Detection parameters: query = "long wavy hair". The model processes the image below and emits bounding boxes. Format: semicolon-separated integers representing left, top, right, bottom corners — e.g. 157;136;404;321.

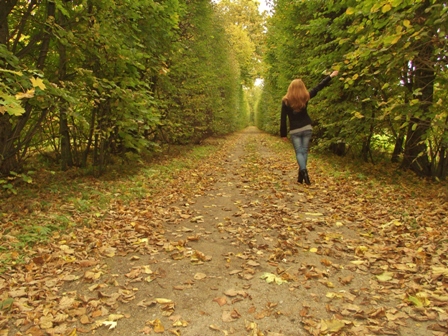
282;79;310;112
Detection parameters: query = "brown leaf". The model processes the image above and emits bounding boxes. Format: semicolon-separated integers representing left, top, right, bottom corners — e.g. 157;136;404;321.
59;296;74;310
339;275;354;285
213;296;227;306
79;260;97;267
194;272;207;280
320;258;332;266
80;315;90;324
230;308;241;319
300;307;309;317
91;310;103;318
125;268;142;279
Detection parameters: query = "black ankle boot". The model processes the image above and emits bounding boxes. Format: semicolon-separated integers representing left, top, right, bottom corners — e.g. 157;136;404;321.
301;169;311;185
298;169;304;184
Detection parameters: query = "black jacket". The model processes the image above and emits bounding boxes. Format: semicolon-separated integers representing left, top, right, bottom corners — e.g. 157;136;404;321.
280;75;332;137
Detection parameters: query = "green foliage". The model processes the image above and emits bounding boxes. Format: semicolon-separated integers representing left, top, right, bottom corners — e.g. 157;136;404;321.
0;171;34;195
157;0;249;144
259;0;448;178
0;0;253;183
215;0;266;86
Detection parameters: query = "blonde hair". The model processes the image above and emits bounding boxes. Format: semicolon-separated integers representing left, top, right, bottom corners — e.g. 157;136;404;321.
282;79;310;111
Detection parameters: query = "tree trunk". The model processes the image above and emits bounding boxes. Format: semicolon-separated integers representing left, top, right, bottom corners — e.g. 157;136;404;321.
401;42;434;176
437;146;448;180
0;0;17;45
36;1;55;69
60;110;73;171
82;108;97;167
391;131;405;163
0;115;19;175
57;9;73;171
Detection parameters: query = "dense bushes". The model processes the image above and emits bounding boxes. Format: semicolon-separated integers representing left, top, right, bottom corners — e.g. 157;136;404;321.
0;0;255;178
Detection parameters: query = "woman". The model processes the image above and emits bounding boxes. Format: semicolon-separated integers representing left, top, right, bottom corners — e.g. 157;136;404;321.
280;70;339;185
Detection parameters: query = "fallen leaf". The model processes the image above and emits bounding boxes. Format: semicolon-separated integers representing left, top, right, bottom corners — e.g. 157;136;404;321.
102;321;117;330
320;319;345;333
213;297;227;306
194;272;207;280
339;275;354;285
376;272;394;282
260;272;287;285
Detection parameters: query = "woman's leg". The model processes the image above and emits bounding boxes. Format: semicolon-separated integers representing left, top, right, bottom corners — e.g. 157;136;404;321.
291;130;312;170
300;130;313;169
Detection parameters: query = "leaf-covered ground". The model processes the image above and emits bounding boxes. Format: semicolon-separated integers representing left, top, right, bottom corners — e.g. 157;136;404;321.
1;127;448;336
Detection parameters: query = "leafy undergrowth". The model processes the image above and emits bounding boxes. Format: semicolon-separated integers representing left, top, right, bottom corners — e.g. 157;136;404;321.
0;127;447;336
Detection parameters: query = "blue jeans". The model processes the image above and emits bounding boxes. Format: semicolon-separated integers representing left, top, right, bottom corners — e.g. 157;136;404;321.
291;130;312;170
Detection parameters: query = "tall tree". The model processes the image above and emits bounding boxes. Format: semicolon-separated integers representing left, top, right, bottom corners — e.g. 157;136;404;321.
215;0;266;86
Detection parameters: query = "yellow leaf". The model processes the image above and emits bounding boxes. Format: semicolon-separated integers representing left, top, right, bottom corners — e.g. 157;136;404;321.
209;325;221;331
431;266;448;277
309;248;318;253
321;319;345;333
416;292;431;306
346;7;355;15
172;319;188;327
332;64;341;71
326;292;343;299
382;4;392;13
304;212;323;216
155;298;173;304
153;319;164;333
66;329;77;336
408;295;423;307
355;246;368;255
142;265;153;274
353;111;364;119
108;314;124;321
30;77;46;90
260;272;287;285
350;260;364;265
376;272;394;282
15;88;35;100
403;19;411;28
325;281;335;288
390;35;401;44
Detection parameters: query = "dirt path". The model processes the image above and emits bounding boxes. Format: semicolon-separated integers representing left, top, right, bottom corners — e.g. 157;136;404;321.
2;127;447;336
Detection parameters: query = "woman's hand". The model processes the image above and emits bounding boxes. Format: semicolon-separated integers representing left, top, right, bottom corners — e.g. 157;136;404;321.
330;70;339;78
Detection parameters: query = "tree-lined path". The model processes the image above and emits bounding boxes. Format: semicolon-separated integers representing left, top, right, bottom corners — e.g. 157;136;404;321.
1;127;447;335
